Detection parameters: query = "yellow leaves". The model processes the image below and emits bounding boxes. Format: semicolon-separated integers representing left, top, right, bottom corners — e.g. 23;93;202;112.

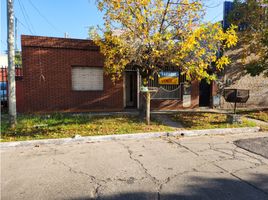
94;0;238;82
216;56;230;70
211;55;217;62
143;79;148;86
152;49;160;56
112;0;121;10
139;0;150;6
224;25;238;48
181;35;196;52
98;2;104;11
196;48;205;57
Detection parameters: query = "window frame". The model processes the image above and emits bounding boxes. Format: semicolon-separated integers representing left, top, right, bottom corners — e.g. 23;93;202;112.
71;66;104;91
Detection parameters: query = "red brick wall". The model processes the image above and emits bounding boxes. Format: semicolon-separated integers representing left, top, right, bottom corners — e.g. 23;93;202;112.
16;80;24;110
19;35;201;113
19;35;124;113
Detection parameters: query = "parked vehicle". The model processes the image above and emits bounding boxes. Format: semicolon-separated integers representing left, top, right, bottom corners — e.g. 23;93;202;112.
0;81;7;103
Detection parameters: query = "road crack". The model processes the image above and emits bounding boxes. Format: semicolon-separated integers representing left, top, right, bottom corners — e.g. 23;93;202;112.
52;158;102;199
164;138;199;156
118;142;160;186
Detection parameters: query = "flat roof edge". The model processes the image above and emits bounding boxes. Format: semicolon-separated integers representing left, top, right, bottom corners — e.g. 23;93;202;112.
21;35;99;51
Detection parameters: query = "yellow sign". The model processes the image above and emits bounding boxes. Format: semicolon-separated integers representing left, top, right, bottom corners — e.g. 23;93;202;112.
158;71;179;85
159;77;179;85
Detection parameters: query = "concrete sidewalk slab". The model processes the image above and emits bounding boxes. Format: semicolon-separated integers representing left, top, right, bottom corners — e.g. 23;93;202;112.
154;114;184;129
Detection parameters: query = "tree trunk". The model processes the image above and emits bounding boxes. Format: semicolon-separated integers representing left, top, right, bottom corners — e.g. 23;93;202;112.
146;92;151;125
7;0;17;127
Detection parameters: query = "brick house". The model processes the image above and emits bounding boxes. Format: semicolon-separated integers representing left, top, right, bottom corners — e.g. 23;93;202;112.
17;35;216;113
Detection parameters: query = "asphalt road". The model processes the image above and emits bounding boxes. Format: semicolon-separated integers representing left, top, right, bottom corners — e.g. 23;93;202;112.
235;137;268;159
1;132;268;200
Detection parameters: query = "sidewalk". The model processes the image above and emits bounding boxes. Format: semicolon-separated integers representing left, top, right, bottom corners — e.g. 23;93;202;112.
153;114;184;130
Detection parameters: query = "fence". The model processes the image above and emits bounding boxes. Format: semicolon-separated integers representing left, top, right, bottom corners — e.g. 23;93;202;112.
0;66;23;105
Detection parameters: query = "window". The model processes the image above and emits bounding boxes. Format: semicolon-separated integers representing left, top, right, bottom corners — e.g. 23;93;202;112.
72;67;103;91
147;67;184;100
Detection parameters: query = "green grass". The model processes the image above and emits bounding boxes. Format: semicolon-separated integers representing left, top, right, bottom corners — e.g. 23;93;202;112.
172;112;256;130
240;110;268;131
245;110;268;122
1;111;261;142
0;113;173;142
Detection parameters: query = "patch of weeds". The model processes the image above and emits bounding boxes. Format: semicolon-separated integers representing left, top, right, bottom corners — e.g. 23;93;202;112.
172;112;256;130
246;111;268;122
1;113;172;142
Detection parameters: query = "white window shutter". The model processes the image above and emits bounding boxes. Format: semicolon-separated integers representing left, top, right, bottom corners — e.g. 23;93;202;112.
72;67;103;91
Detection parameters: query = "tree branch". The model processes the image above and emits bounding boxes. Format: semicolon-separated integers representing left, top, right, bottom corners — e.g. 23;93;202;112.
159;0;171;33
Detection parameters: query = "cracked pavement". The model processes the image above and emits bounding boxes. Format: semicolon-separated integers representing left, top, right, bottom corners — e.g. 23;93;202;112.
1;132;268;200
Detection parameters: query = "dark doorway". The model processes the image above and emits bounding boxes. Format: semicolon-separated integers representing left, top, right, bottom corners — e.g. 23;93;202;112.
199;79;211;107
125;71;137;108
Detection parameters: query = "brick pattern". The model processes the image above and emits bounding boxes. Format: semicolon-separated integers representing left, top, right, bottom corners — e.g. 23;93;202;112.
19;35;123;113
220;47;268;109
221;74;268;109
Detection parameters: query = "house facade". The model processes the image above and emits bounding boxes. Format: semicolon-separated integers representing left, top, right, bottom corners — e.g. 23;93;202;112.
17;35;216;113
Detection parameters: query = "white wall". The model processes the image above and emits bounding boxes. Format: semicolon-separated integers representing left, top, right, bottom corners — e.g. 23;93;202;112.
0;54;8;67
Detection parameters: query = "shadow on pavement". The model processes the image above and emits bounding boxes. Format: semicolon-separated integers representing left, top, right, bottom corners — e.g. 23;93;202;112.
67;173;268;200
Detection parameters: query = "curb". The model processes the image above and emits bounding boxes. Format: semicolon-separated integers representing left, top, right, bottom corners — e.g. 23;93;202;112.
0;127;260;149
169;126;260;137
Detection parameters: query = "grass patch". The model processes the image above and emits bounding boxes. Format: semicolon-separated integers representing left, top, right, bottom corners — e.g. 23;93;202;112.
245;110;268;123
172;112;256;130
1;113;173;142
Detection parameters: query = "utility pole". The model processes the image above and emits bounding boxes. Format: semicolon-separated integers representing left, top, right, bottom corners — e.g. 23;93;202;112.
7;0;17;127
15;17;18;51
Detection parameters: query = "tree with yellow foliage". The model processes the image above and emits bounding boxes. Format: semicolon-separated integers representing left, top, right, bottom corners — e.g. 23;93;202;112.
92;0;238;124
228;0;268;76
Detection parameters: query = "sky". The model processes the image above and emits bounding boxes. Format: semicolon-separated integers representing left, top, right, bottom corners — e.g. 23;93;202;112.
0;0;229;53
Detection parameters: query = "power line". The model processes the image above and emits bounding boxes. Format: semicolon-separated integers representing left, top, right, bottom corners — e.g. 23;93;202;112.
204;2;222;9
203;0;224;22
19;0;36;33
27;0;62;34
17;0;35;34
15;16;33;34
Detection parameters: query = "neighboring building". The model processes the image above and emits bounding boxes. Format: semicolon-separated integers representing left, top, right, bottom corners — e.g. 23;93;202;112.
0;66;23;105
0;54;8;103
223;1;234;30
220;46;268;109
219;1;268;109
17;35;218;113
0;54;8;67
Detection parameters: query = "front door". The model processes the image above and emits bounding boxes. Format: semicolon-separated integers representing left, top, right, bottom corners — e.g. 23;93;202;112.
199;79;211;107
125;71;138;108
